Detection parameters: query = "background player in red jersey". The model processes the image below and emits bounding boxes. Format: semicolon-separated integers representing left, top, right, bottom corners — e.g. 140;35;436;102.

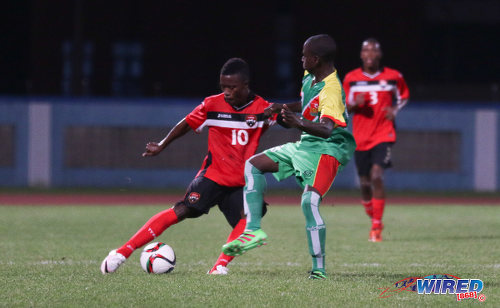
101;58;274;275
343;38;409;242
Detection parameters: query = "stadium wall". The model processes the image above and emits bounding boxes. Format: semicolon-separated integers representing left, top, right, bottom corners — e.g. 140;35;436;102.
0;97;498;191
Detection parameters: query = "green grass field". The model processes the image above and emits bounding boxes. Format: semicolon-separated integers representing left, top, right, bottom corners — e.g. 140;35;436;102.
1;203;499;307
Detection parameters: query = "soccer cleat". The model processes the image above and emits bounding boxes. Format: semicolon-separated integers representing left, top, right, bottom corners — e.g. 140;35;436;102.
207;265;229;275
222;229;268;256
100;249;126;274
369;228;383;242
309;270;328;280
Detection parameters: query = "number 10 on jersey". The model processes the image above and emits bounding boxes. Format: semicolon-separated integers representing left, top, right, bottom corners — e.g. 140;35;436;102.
231;129;249;145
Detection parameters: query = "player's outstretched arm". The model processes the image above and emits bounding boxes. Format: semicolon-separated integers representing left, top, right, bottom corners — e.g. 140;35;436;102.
142;118;191;157
266;102;302;128
264;101;301;118
280;105;335;138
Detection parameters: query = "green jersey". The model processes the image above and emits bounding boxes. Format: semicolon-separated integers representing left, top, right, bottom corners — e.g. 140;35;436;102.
297;70;356;165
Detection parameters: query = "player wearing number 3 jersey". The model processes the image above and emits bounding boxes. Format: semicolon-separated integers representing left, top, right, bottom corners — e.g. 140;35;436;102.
100;58;275;275
343;38;410;242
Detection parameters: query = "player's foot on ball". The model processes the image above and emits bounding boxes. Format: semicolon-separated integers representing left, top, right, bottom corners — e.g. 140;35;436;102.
100;249;126;274
309;270;328;280
369;228;383;242
207;265;229;275
222;229;267;256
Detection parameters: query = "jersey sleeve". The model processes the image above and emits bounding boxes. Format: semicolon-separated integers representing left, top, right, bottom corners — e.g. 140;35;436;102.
342;74;353;106
318;82;347;127
185;101;207;133
397;73;410;100
396;72;410;110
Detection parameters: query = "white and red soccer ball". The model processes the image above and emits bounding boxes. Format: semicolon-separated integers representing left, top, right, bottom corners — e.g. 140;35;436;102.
140;242;176;274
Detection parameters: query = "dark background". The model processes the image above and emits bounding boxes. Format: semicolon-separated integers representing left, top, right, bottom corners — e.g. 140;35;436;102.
2;0;499;101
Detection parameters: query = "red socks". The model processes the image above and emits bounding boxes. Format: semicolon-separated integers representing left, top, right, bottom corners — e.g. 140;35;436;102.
210;218;246;271
371;198;385;229
361;200;373;218
117;208;179;258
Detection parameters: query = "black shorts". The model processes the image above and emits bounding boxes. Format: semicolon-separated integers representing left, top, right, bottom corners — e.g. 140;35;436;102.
354;142;393;177
182;176;266;228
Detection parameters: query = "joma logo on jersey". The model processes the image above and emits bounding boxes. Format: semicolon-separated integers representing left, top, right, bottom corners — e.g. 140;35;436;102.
217;113;232;119
245;114;257;127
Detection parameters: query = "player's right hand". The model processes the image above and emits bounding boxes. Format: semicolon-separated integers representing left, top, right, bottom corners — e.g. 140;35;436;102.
354;93;366;106
264;103;281;118
142;142;162;157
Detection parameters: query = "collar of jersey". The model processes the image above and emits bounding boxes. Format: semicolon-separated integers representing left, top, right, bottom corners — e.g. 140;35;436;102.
361;67;385;79
310;69;337;87
229;92;256;111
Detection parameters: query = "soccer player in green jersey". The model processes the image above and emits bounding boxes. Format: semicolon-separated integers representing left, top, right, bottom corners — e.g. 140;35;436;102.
222;34;356;279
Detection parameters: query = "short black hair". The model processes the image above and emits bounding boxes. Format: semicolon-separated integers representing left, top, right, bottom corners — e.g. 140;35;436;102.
220;58;250;82
362;38;382;50
305;34;337;63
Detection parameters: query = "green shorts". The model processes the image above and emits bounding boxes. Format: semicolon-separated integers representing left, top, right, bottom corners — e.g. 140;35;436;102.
264;142;341;196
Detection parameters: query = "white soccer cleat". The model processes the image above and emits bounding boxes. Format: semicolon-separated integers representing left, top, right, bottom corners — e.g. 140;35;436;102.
208;265;229;275
100;249;126;274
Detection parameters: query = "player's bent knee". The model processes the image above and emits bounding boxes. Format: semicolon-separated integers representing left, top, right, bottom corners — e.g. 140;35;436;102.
247;153;278;173
301;190;323;226
173;201;202;220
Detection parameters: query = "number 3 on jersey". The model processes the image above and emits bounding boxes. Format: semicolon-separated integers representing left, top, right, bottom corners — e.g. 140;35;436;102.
231;129;249;145
369;91;378;105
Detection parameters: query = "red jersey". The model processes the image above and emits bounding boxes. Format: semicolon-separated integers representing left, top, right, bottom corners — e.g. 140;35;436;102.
343;67;409;151
185;93;274;187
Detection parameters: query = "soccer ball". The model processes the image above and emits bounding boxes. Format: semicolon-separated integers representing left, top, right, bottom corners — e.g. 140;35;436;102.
140;242;176;274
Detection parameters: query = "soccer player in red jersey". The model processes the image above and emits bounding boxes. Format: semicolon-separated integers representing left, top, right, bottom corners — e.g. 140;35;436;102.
343;38;410;242
101;58;275;275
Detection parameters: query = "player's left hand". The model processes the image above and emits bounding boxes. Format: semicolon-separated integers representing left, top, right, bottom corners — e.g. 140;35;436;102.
383;106;397;120
280;104;302;128
142;142;163;157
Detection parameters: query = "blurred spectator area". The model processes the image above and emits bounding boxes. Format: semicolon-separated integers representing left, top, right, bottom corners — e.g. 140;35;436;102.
1;1;499;101
63;126;301;169
393;131;460;172
61;127;460;173
0;125;15;167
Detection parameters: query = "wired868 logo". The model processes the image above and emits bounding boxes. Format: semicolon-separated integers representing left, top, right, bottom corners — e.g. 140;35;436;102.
417;276;485;302
379;274;486;302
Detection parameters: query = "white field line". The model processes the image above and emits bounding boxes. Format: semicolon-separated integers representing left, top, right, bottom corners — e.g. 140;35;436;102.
1;260;499;269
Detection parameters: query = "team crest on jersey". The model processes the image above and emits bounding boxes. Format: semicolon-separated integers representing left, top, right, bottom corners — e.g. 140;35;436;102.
245;114;257;127
379;80;388;87
303;99;319;121
310;101;319;114
187;192;200;203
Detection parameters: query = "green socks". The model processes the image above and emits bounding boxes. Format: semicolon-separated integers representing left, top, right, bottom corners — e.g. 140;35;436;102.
301;190;326;272
244;163;267;231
